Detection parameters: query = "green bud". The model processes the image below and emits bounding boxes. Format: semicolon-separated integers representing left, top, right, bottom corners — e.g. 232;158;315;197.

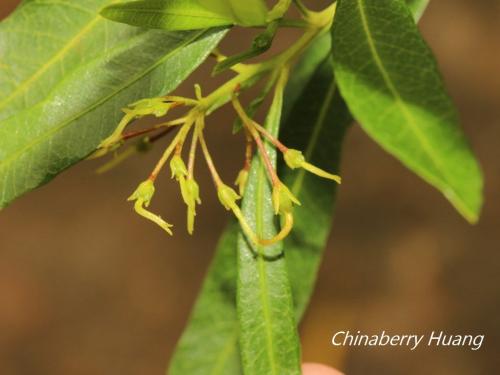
170;155;188;181
284;149;305;169
180;178;201;235
217;184;240;211
182;178;201;205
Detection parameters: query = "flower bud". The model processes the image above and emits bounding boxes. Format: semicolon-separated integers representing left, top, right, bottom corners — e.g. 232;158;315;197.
127;180;173;235
179;178;201;235
181;178;201;206
235;169;249;195
170;155;188;181
217;184;240;211
128;180;155;207
284;149;305;169
284;149;341;183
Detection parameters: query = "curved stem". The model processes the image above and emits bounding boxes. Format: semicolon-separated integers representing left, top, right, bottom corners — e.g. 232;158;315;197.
259;212;294;246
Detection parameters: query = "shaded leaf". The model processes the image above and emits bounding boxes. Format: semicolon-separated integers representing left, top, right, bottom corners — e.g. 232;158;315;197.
332;0;483;222
0;1;225;209
280;39;350;320
283;0;430;317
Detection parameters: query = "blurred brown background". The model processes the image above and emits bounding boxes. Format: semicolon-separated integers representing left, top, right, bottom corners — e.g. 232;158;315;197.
0;1;499;374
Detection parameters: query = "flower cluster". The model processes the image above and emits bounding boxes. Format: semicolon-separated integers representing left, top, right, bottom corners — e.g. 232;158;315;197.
93;77;341;246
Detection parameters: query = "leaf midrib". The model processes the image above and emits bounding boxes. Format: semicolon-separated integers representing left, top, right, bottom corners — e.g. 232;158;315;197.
105;7;232;22
355;0;467;215
208;87;336;373
0;30;205;173
255;164;279;375
0;0;119;111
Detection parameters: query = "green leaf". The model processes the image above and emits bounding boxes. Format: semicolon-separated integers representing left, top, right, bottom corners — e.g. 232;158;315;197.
236;71;301;375
331;0;483;222
280;40;351;321
199;0;268;27
198;0;268;26
0;1;225;209
168;223;242;375
101;0;268;31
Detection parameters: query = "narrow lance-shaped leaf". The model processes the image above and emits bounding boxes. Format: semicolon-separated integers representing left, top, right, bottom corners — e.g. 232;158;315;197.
236;73;301;374
331;0;483;222
101;0;268;31
278;0;431;318
0;1;226;209
167;3;430;371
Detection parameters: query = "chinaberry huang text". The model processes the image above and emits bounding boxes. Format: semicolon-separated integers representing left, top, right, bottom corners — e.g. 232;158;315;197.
331;331;484;351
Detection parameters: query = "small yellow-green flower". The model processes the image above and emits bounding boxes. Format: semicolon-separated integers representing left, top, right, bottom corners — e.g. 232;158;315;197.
180;177;202;234
170;155;188;181
284;149;305;169
217;184;241;211
272;182;300;215
284;148;341;183
128;180;173;235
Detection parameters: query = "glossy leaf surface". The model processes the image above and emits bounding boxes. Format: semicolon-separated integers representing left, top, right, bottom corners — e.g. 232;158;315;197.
0;1;225;208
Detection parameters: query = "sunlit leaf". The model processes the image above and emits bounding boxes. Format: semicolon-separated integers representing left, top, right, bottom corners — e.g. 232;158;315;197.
332;0;483;222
